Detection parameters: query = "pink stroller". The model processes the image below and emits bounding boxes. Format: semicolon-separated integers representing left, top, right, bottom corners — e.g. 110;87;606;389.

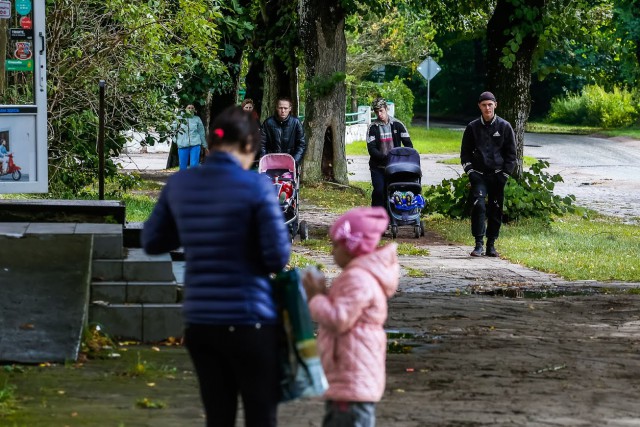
258;153;309;241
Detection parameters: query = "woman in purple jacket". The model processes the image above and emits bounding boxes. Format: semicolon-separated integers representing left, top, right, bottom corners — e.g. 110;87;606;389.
143;106;291;427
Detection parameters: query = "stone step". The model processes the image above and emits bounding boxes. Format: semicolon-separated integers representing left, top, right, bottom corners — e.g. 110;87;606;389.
0;199;126;225
0;222;123;259
89;303;183;342
92;248;174;282
123;222;143;248
91;281;181;304
76;223;123;259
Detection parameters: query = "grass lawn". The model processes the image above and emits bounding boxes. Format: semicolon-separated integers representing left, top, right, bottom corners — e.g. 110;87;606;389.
527;122;640;140
346;125;462;155
426;213;640;282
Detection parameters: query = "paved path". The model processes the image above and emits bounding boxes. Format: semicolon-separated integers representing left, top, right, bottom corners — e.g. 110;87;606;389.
117;131;640;224
117;142;640;427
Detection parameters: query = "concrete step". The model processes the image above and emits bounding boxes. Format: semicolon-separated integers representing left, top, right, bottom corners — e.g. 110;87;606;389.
89;303;183;342
92;248;174;282
0;222;123;259
123;222;143;248
76;223;123;259
91;281;181;304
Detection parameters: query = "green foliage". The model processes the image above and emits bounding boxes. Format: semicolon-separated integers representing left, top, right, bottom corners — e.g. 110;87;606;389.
423;174;470;219
503;160;580;221
424;160;579;222
548;85;639;127
306;73;347;98
46;0;224;196
356;77;414;124
345;5;439;80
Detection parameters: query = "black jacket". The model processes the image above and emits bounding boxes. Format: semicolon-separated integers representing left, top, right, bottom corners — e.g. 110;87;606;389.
460;115;517;175
260;115;307;165
366;118;413;168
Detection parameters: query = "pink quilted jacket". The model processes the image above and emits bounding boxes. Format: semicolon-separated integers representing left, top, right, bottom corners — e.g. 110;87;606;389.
308;243;400;402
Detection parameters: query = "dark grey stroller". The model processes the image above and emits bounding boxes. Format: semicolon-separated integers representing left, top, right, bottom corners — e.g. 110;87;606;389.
385;147;426;238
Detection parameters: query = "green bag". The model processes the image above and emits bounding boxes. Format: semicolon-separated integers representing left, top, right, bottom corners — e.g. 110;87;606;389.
273;268;328;402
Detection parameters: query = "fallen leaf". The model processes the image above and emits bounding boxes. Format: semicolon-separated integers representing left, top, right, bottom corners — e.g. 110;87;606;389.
151;346;160;352
405;368;414;372
19;323;35;330
147;383;156;387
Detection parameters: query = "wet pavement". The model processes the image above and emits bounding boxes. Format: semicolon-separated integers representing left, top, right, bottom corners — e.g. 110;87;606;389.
104;136;640;426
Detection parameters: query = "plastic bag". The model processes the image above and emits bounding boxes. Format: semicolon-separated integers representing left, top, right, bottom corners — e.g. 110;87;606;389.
273;268;328;402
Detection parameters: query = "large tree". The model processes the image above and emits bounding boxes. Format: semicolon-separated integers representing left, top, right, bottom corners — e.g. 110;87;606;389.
485;0;546;177
299;0;348;183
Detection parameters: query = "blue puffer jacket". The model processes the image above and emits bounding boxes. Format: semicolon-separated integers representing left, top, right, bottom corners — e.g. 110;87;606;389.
142;151;291;326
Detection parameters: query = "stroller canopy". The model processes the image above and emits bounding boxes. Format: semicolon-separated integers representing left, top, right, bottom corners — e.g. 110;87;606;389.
386;147;422;177
258;153;297;181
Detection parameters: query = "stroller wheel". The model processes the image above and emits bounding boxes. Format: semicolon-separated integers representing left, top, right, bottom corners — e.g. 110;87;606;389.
420;220;426;236
414;225;421;239
298;220;309;241
391;225;398;239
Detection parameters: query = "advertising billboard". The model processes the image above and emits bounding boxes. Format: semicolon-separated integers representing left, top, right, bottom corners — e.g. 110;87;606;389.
0;0;47;193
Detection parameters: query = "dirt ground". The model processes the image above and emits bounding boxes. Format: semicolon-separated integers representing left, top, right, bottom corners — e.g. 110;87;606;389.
3;183;639;426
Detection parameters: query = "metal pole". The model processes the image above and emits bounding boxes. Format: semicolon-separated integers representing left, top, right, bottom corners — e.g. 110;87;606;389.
427;57;431;130
98;80;105;200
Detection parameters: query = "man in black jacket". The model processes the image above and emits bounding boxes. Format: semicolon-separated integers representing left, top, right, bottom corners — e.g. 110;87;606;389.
460;91;517;257
366;97;413;207
260;97;307;165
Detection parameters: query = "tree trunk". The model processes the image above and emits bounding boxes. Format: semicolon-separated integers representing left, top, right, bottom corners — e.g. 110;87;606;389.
208;50;243;121
245;56;265;120
486;0;545;178
350;83;357;113
299;0;348;185
258;0;300;119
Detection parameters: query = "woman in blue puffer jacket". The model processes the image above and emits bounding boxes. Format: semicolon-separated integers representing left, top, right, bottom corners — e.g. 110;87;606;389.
143;106;291;427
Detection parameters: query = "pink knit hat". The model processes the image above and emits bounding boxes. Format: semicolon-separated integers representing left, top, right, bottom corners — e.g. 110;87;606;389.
329;207;389;256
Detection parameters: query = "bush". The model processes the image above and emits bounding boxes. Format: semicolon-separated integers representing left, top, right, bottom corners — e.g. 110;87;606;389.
424;160;580;222
356;77;415;124
547;85;639;128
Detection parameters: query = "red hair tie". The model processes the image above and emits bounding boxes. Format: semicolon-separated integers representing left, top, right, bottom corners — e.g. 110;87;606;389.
214;128;224;138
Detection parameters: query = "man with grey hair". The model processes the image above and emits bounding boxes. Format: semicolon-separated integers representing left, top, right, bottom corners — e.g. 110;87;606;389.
460;91;517;257
366;97;413;207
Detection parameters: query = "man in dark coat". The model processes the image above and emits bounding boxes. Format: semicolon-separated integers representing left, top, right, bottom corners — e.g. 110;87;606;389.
260;97;307;165
460;91;517;257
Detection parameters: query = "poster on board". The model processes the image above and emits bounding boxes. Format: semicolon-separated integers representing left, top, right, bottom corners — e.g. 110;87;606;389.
0;0;47;193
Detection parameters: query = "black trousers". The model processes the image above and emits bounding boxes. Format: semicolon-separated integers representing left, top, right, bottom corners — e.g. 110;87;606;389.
370;167;386;208
184;323;280;427
469;172;506;240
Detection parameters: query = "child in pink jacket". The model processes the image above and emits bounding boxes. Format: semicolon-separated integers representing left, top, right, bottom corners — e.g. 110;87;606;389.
302;206;400;427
